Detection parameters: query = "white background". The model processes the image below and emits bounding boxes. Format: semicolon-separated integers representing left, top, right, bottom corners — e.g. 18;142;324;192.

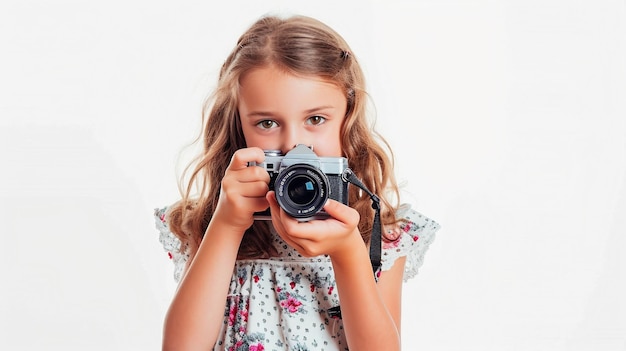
1;0;625;350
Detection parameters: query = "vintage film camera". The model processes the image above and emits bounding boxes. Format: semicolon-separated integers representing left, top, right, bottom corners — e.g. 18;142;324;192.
250;144;349;221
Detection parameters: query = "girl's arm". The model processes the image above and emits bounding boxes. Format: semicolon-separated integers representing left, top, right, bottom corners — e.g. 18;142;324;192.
163;148;269;351
162;219;244;351
376;255;407;336
267;196;404;350
331;232;404;350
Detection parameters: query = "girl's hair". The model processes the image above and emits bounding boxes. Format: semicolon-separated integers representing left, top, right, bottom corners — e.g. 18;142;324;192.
167;15;400;259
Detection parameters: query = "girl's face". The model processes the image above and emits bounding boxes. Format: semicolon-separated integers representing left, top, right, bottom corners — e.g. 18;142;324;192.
238;65;347;157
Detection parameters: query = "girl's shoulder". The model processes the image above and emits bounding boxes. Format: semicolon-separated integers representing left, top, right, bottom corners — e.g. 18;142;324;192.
380;204;441;281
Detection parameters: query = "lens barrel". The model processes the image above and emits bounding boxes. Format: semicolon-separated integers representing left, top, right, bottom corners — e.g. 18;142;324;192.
274;164;329;218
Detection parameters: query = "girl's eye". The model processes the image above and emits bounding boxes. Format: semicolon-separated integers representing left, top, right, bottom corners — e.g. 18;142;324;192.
306;115;326;125
257;120;278;129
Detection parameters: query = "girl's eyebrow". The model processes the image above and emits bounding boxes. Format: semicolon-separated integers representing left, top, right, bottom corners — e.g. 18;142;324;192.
245;105;336;118
245;110;275;118
304;105;335;114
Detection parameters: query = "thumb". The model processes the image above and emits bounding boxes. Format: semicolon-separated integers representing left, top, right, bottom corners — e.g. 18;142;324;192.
266;191;278;209
323;199;360;227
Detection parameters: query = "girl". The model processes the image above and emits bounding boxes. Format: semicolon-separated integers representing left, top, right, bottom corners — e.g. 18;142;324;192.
155;14;440;351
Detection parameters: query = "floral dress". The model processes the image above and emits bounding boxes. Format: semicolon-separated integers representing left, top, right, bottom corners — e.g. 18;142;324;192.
154;204;440;351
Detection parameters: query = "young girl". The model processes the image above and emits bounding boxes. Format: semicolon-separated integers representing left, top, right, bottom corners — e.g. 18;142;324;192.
154;15;440;351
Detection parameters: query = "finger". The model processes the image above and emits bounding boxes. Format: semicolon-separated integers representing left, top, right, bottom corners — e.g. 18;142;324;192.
267;192;301;231
266;190;277;206
270;221;315;256
277;226;324;257
266;191;283;226
222;178;269;198
266;191;296;238
248;197;270;213
233;181;269;199
231;166;271;184
228;147;265;171
242;181;270;198
267;192;327;256
322;199;360;227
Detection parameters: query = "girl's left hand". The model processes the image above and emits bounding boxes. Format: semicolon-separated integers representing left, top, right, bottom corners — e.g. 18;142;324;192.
266;191;364;258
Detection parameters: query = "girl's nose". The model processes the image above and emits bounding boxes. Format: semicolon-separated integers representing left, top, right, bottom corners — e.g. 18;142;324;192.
281;127;309;154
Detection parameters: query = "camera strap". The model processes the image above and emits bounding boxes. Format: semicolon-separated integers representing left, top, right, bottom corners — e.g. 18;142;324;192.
341;168;382;276
327;168;382;320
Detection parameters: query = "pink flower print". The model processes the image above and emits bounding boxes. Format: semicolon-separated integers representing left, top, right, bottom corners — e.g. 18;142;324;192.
402;223;411;232
249;344;265;351
160;213;166;222
280;295;303;313
383;240;400;249
310;284;316;292
328;286;334;295
167;252;173;260
238;277;244;285
276;287;282;293
253;275;260;283
413;235;419;242
290;281;296;289
228;304;238;326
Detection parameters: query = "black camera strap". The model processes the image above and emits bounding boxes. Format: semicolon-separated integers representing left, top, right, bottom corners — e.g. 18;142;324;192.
341;168;382;275
327;168;382;320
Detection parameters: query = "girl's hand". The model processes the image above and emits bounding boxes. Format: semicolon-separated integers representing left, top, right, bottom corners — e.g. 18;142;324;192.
266;191;363;258
213;147;270;232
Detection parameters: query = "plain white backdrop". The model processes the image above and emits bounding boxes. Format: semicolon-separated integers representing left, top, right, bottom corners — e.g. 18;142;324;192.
1;0;625;350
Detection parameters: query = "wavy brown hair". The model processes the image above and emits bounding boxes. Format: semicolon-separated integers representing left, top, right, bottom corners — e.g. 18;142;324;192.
167;15;400;259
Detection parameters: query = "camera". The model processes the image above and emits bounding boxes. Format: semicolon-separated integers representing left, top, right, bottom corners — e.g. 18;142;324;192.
250;144;349;221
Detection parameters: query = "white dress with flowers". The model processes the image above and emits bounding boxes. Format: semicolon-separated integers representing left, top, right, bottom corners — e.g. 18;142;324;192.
154;204;440;351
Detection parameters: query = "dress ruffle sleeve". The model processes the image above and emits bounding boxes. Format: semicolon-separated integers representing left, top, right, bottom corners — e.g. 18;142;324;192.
380;204;441;281
154;207;190;283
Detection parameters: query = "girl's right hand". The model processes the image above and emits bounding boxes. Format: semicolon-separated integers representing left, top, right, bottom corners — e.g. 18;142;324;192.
212;147;270;232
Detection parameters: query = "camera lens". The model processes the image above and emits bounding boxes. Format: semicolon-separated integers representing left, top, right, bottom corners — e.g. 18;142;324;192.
287;176;318;206
275;164;329;219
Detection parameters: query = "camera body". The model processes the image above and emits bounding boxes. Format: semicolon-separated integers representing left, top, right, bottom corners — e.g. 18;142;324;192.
250;144;349;221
